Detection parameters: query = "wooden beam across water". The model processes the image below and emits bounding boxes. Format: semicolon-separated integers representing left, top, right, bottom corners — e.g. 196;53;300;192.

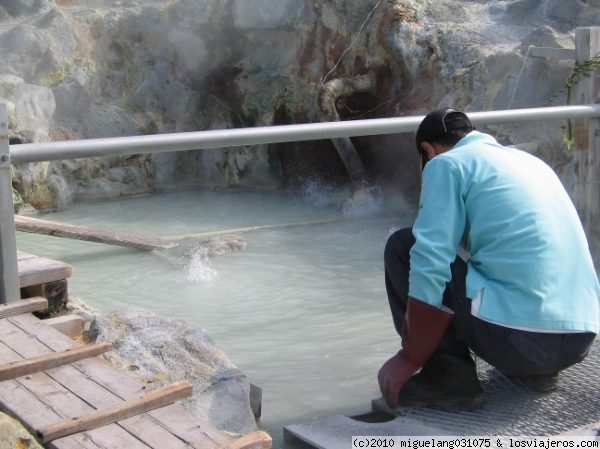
15;215;177;251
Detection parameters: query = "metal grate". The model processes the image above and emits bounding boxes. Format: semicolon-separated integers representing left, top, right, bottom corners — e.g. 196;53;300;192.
372;340;600;435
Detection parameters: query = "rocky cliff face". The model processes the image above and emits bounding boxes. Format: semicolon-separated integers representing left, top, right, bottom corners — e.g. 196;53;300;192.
1;0;598;210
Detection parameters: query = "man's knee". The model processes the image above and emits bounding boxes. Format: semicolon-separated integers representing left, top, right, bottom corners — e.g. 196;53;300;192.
384;227;415;267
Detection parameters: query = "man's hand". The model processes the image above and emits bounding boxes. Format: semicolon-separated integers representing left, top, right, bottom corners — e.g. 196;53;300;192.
377;351;420;408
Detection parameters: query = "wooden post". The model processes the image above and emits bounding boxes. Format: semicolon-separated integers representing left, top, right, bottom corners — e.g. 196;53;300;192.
0;103;20;303
573;27;600;265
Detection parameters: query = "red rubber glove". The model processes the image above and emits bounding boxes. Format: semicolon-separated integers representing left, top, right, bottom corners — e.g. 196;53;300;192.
378;297;453;408
378;351;421;408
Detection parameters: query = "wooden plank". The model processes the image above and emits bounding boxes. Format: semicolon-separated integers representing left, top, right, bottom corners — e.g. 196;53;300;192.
18;255;73;288
65;346;232;446
148;404;232;447
67;356;231;446
21;284;44;298
51;436;105;449
117;414;197;449
0;319;57;360
9;313;80;352
17;251;38;261
0;319;157;449
0;379;107;448
0;340;65;439
0;377;66;433
9;314;233;447
0;342;112;382
0;340;20;364
0;340;30;372
43;314;85;338
19;370;100;421
17;369;153;449
53;428;153;449
218;431;272;449
46;365;194;449
0;297;48;319
15;215;177;251
38;381;193;443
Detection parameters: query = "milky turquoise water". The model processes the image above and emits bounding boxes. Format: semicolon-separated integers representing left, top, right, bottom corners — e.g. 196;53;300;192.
15;188;412;446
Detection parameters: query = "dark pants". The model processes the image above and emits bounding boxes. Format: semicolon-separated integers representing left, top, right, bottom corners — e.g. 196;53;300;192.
385;227;596;377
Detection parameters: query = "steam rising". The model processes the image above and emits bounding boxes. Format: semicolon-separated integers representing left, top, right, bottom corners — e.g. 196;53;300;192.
184;249;218;285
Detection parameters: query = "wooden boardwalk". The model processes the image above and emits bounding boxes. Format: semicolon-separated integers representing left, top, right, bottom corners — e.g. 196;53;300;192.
18;250;73;290
2;253;272;449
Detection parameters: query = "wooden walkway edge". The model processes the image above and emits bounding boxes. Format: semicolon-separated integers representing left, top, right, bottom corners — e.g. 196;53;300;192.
18;251;72;289
0;305;272;449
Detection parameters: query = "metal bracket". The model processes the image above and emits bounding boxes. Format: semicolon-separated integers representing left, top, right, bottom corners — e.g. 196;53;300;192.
0;154;10;169
529;46;576;60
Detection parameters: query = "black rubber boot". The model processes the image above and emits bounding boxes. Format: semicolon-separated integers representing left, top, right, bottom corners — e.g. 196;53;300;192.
397;353;483;411
509;373;559;393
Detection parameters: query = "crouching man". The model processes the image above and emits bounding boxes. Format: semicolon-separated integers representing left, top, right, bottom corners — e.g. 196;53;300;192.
379;108;599;409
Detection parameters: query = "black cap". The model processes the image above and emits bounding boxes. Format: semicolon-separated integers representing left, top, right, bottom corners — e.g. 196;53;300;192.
415;108;473;153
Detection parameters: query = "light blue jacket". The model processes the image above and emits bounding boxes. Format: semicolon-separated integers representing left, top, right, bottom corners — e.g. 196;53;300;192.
409;131;600;333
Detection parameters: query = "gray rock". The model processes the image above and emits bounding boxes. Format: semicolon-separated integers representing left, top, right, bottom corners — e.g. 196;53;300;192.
544;0;587;31
1;0;51;18
0;25;48;81
0;98;16;130
47;173;74;210
0;412;42;449
53;69;94;123
87;309;258;435
13;83;55;142
81;104;138;138
36;8;77;51
0;414;16;449
232;0;314;29
1;0;599;212
0;74;25;98
504;0;545;25
171;0;213;26
518;25;575;53
167;31;208;77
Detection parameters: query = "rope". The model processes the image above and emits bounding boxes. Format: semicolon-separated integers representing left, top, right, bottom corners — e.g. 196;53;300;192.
498;48;600;151
495;45;534;138
506;45;534;112
564;50;600;150
319;0;386;88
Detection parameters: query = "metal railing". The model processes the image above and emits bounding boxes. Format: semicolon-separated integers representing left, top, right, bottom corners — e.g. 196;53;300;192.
9;104;600;163
2;103;600;302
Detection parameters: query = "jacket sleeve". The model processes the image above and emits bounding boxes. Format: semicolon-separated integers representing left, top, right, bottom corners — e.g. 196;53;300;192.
408;158;466;308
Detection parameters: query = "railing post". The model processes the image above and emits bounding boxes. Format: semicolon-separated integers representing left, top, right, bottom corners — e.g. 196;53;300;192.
0;103;20;303
573;27;600;266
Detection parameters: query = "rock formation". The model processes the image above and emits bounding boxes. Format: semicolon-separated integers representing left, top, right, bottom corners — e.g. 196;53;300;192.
1;0;597;210
0;412;43;449
68;299;259;435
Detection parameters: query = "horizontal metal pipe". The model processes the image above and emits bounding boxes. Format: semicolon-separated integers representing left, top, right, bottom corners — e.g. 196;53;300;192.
10;104;600;163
